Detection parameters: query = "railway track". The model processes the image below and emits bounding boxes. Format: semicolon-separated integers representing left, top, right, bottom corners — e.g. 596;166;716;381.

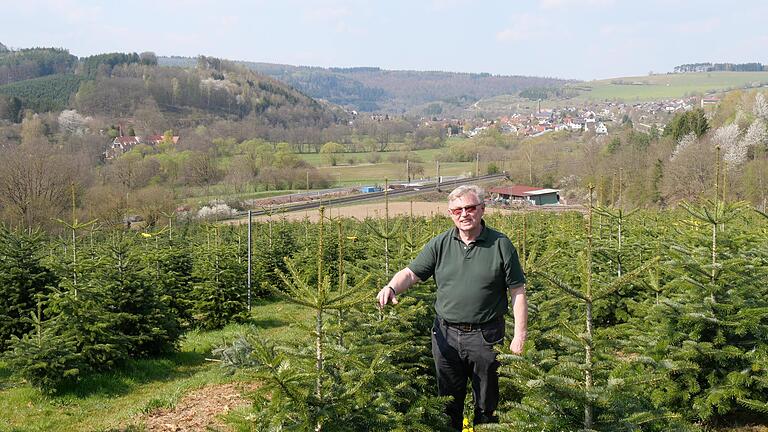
222;174;508;220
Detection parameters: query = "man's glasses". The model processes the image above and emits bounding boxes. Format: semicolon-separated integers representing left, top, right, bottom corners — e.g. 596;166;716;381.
449;203;482;216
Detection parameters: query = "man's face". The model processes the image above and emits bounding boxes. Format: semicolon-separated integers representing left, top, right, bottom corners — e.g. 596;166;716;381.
448;193;484;233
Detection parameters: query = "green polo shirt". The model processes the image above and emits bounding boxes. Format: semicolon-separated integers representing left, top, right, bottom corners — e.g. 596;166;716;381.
408;221;526;324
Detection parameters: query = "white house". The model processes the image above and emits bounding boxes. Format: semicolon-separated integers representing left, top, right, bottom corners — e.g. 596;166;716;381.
595;122;608;135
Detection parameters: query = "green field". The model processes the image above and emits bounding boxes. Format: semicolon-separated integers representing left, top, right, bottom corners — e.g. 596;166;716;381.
298;145;479;185
318;161;475;185
176;144;484;204
297;147;446;166
574;71;768;101
477;71;768;110
180;188;300;205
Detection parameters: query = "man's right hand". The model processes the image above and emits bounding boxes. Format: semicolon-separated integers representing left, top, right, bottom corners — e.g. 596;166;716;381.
376;286;398;308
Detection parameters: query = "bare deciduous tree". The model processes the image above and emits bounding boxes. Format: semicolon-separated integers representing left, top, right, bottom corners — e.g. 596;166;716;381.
129;186;175;228
182;151;221;193
0;148;78;229
663;137;716;201
83;184;128;228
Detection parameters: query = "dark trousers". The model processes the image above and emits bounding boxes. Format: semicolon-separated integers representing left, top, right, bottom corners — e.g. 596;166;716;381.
431;316;504;430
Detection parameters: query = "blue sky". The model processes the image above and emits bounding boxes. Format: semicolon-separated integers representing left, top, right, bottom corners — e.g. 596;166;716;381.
3;0;767;80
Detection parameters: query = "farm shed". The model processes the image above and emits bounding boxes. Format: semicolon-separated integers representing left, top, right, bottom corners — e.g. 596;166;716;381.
524;188;561;205
488;185;561;206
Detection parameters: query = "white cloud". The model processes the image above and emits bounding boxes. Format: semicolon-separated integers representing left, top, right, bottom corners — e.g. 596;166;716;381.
23;0;105;24
496;13;547;43
219;15;240;27
539;0;614;10
673;17;721;34
300;2;366;34
599;21;648;37
305;6;352;22
430;0;473;11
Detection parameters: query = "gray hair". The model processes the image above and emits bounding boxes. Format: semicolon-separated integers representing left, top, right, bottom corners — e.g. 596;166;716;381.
448;185;485;203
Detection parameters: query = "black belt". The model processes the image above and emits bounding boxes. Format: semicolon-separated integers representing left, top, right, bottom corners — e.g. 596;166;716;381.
440;316;504;332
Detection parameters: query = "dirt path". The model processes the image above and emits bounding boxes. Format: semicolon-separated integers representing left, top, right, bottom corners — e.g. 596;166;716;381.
245;201;518;223
263;201;449;222
139;383;257;431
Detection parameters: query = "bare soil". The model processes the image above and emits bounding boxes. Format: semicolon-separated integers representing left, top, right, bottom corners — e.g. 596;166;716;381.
139;382;257;432
243;201;584;223
247;201;523;223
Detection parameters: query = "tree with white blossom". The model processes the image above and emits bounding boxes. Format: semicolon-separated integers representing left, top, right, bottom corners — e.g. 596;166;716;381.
742;118;767;150
671;132;697;161
713;123;747;167
57;110;90;135
753;92;768;120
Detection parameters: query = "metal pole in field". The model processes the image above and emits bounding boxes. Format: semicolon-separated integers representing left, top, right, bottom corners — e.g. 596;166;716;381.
436;160;440;191
247;210;252;311
406;159;410;183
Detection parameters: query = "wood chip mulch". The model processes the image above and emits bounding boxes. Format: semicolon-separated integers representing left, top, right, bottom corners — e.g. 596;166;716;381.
139;382;258;432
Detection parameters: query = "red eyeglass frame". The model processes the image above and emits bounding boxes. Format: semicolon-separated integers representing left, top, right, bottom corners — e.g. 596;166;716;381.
449;203;483;216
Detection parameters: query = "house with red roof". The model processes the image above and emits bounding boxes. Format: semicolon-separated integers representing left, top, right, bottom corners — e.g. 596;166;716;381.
104;134;180;160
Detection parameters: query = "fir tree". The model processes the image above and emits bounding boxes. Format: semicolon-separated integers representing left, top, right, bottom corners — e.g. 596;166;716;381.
496;188;671;431
47;264;129;372
216;208;450;431
253;217;297;297
138;230;195;328
637;198;768;427
99;234;181;356
4;298;82;393
191;225;248;329
0;226;58;352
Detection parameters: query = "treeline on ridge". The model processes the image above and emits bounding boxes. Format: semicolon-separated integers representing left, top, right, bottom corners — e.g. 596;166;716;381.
674;62;767;73
231;59;575;113
0;46;343;130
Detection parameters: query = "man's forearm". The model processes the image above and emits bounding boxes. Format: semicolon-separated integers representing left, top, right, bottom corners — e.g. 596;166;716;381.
510;285;528;337
387;267;420;294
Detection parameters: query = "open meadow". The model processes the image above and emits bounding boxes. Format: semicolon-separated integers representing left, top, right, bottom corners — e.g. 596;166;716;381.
477;71;768;111
573;71;768;101
297;147;477;185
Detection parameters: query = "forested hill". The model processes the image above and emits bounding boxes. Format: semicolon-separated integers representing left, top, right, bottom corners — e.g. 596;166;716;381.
161;56;573;114
0;47;344;129
245;63;575;114
0;47;77;85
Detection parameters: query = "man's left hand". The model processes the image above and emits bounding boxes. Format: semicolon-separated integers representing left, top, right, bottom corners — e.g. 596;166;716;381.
509;335;525;354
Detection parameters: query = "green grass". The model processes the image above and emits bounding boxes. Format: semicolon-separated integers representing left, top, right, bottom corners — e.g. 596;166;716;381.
0;299;311;432
180;188;300;206
296;145;483;186
478;71;768;110
296;147;448;167
318;160;475;185
572;71;768;101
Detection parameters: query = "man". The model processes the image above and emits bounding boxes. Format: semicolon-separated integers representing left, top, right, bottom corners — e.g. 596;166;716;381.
376;184;527;430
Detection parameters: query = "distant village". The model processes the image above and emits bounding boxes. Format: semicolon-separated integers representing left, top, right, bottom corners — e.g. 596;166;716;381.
422;95;718;139
104;95;718;160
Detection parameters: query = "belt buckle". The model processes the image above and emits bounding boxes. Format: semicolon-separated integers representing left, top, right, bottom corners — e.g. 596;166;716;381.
457;322;473;331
